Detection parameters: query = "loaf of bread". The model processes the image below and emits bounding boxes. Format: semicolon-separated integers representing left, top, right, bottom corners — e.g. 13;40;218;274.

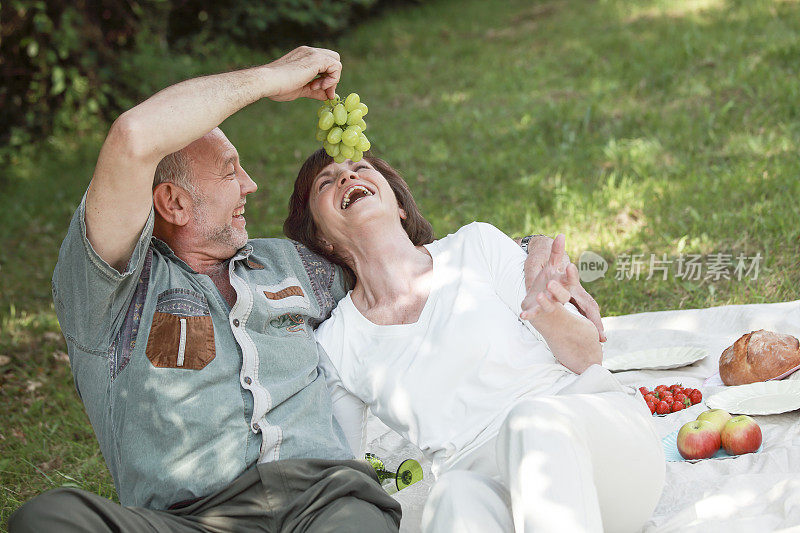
719;329;800;385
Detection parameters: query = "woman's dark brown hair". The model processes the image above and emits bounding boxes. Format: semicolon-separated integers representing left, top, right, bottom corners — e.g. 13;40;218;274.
284;148;434;285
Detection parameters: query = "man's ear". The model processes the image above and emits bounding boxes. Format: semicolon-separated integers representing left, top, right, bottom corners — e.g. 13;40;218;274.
315;230;335;253
153;183;192;226
320;239;334;253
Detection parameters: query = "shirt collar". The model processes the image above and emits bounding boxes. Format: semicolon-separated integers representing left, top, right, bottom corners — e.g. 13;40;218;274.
150;237;257;272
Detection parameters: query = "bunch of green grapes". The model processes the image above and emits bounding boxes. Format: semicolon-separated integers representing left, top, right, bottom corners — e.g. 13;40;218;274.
316;93;371;163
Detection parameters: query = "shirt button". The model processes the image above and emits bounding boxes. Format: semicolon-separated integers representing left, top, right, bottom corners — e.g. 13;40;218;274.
244;376;252;385
252;422;259;431
233;319;240;327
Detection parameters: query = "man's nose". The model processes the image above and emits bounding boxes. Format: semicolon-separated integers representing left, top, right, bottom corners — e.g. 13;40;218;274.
239;168;257;195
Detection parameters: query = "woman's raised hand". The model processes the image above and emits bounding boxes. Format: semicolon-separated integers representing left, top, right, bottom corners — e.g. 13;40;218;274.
522;234;606;341
265;46;342;102
520;234;581;320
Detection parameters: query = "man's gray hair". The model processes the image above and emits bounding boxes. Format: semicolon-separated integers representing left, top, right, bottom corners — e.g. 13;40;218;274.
153;150;196;197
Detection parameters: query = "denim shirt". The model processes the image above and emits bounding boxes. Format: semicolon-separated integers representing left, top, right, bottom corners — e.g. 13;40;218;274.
52;192;353;510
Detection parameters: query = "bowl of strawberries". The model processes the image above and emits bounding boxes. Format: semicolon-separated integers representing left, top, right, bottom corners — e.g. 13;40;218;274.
638;384;703;415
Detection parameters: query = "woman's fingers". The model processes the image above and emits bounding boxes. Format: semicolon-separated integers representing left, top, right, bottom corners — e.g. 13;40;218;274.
564;262;580;288
522;266;575;320
549;233;566;267
520;292;541;320
546;280;571;304
536;292;555;313
521;292;536;313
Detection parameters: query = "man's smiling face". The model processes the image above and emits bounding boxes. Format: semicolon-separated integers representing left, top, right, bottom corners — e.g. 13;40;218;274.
185;128;258;257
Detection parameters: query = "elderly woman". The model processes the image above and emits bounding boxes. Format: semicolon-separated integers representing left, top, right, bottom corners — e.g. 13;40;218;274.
284;149;665;533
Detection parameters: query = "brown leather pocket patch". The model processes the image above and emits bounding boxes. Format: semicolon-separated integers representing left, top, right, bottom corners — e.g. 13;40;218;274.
145;312;215;370
264;286;304;300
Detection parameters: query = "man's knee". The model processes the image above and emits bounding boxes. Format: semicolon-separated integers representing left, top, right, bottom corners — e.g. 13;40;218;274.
9;488;93;533
422;470;512;533
427;470;486;504
308;496;400;533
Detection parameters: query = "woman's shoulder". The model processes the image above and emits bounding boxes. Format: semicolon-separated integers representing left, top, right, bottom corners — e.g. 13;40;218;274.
314;293;355;354
431;222;506;251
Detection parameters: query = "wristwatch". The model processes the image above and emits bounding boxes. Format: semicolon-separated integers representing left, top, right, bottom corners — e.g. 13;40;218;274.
519;234;546;254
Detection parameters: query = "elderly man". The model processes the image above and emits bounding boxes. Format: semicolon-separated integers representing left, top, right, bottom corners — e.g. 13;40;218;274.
9;46;604;532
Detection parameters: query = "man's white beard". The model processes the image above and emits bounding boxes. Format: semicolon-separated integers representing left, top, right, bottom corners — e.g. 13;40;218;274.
192;193;248;253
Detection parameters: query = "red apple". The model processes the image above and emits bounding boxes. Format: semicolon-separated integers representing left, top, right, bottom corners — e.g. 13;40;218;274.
677;419;722;460
721;415;762;455
696;409;732;433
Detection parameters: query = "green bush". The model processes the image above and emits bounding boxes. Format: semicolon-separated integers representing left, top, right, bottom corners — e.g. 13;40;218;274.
0;1;142;147
0;0;421;187
167;0;382;49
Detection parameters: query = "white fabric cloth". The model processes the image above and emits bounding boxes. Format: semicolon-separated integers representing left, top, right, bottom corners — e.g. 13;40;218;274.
315;222;666;531
316;222;584;474
422;364;665;533
378;300;800;533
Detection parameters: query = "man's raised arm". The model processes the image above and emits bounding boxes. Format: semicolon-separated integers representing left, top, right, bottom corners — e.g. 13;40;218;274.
86;46;342;272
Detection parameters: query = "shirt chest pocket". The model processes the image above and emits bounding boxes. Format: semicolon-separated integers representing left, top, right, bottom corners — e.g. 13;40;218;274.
145;289;215;370
257;277;314;337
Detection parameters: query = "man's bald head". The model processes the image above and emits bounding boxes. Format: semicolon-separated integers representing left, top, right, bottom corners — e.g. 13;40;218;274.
153;129;230;197
154;149;195;197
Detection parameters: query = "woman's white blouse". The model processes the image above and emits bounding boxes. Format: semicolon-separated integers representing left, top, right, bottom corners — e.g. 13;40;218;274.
316;222;581;475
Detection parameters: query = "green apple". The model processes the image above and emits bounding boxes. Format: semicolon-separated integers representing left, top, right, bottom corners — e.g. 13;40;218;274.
696;408;732;433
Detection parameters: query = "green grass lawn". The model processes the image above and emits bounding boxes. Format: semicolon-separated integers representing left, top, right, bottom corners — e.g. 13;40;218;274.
2;0;799;524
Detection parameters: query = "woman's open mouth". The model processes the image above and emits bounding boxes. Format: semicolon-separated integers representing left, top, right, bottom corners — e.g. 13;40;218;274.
341;185;374;210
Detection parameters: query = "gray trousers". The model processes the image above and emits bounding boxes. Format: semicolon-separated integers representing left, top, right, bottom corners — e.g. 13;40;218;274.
8;458;401;532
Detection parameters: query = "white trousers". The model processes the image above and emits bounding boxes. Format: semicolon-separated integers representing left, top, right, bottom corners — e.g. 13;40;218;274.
421;365;665;533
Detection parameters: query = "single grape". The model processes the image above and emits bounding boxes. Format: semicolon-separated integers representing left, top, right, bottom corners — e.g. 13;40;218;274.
344;93;360;112
356;134;370;152
333;153;346;164
316;128;328;142
327;127;343;144
318;111;335;131
340;144;355;159
351;149;363;163
323;141;340;157
357;102;368;116
357;119;367;131
317;105;328;118
346;109;363;125
333;104;347;125
341;126;359;147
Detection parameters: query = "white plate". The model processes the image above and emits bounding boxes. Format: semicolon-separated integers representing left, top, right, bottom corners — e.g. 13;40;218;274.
705;380;800;415
662;428;762;462
602;346;707;372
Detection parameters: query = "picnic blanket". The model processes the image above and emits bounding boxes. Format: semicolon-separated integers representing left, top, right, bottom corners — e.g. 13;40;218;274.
365;300;800;532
